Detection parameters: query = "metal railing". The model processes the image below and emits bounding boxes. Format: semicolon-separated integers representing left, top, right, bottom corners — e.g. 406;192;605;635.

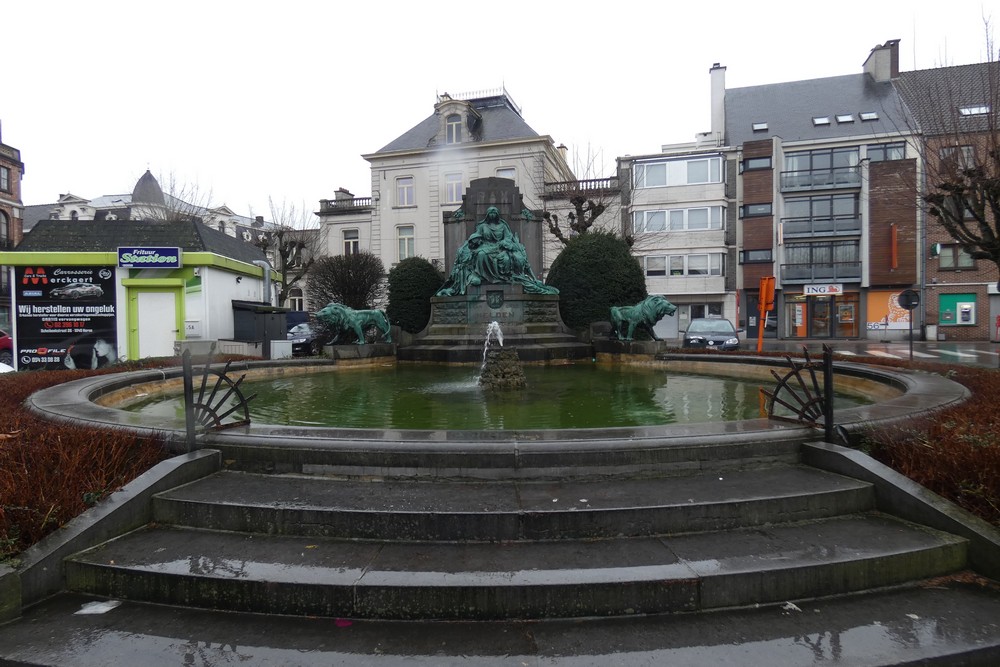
780;166;860;191
780;261;861;282
781;215;861;238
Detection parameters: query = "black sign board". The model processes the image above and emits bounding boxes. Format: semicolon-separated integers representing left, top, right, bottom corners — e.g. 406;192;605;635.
898;289;920;311
13;266;119;370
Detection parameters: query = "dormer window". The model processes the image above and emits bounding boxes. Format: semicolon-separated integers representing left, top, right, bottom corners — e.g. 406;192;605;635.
959;104;990;116
446;114;462;144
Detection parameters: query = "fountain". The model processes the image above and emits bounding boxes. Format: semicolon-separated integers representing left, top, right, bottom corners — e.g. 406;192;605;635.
478;321;526;391
398;177;592;364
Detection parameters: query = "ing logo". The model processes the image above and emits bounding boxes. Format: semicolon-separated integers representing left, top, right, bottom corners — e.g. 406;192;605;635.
22;268;48;285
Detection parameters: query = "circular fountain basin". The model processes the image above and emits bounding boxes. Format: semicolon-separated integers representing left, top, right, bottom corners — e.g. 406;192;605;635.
28;355;967;452
121;363;872;431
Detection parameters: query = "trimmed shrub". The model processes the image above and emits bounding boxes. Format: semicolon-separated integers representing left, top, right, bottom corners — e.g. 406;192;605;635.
546;231;647;331
386;256;444;333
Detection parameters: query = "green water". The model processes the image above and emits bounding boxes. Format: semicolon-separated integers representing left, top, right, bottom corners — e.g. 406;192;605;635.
128;364;868;430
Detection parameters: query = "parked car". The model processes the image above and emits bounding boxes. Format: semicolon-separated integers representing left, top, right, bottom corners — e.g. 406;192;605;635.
681;318;742;351
0;330;12;367
287;322;322;356
50;282;104;299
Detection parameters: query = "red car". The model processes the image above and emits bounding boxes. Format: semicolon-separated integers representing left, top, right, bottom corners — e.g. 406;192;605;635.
0;330;12;367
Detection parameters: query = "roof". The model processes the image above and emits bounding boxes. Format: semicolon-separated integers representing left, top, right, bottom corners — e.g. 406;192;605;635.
726;73;912;146
14;219;268;265
131;169;165;205
375;94;540;154
895;61;1000;135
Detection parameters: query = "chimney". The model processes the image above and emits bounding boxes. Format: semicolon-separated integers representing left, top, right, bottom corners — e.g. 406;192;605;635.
253;216;264;227
863;39;900;82
709;63;726;143
334;187;354;201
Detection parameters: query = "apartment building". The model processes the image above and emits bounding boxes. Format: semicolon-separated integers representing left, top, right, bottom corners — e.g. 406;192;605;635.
618;142;736;339
712;41;927;341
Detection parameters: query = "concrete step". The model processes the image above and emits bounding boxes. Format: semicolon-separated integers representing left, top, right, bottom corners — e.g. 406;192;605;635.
4;581;1000;666
209;431;805;480
153;465;875;540
65;513;967;620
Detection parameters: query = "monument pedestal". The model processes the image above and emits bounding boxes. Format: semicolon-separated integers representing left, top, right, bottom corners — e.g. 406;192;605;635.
397;285;592;363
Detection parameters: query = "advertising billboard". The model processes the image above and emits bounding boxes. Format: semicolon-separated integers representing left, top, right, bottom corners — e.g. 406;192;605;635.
13;266;119;370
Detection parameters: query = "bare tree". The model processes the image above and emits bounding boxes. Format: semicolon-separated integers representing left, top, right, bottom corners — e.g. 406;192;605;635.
539;144;622;245
251;198;325;307
307;252;385;311
895;24;1000;287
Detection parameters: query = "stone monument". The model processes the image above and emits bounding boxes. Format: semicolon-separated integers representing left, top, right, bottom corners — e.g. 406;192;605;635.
397;177;592;363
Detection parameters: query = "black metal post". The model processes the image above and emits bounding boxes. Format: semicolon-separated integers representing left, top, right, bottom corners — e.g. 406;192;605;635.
823;345;834;443
182;349;196;452
909;309;914;363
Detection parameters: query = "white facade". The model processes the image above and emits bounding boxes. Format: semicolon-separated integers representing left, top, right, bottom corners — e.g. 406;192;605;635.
318;90;575;282
620;145;736;338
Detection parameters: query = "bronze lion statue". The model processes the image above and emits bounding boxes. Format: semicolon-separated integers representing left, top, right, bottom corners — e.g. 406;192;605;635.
315;303;392;345
610;295;678;341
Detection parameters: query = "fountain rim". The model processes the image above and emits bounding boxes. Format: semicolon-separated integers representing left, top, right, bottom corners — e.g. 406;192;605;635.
25;354;969;451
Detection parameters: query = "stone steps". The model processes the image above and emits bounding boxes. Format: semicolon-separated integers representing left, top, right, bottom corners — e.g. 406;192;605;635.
152;465;874;540
6;583;1000;666
64;513;966;620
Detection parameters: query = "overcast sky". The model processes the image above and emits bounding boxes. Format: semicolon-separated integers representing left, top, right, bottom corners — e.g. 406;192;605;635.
3;0;994;221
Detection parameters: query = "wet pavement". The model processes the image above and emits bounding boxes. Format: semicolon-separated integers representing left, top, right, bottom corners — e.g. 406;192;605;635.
760;338;1000;368
2;580;999;666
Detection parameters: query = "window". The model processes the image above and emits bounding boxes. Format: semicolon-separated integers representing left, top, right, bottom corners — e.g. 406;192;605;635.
343;229;360;255
959;104;990;116
740;249;773;264
690;303;723;319
812;116;831;126
634;207;723;233
859;111;879;121
496;167;515;181
742;156;771;171
0;211;8;246
445;173;463;203
287;287;304;312
647;253;725;277
939;244;975;270
0;167;9;192
218;222;227;234
446;114;462;144
940;145;976;170
752;122;768;132
70;210;79;220
396;176;415;207
868;142;905;162
741;203;772;218
634;156;723;189
782;147;860;190
397;225;414;261
835;114;854;124
784;194;859;220
645;256;666;276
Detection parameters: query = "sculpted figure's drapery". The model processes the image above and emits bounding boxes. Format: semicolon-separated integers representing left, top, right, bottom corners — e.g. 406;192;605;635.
437;207;558;296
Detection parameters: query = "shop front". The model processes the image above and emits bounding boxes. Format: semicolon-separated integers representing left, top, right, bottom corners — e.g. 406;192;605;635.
782;284;860;339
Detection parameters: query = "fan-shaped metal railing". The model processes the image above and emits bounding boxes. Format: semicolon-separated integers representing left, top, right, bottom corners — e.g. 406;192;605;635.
182;347;256;450
761;345;843;444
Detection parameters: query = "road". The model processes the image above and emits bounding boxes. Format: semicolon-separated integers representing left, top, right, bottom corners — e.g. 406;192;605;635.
759;339;1000;368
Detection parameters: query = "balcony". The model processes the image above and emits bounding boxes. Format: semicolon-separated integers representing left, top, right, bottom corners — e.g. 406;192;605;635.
780;166;860;192
781;215;861;238
318;197;374;215
780;261;862;282
543;177;620;199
